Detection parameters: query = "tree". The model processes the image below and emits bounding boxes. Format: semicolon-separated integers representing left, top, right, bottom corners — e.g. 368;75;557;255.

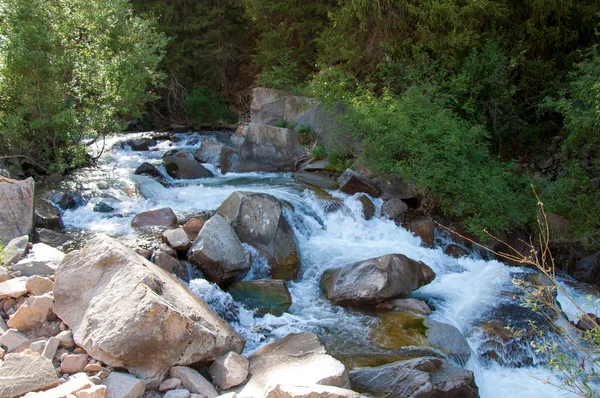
0;0;167;172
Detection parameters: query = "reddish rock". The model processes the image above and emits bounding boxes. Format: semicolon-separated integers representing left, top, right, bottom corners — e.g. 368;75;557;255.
410;218;435;247
131;208;177;228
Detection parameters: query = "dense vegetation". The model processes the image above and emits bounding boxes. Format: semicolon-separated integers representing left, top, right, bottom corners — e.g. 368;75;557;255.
0;0;599;245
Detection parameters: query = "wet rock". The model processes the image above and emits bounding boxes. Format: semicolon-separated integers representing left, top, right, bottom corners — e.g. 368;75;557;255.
124;137;157;151
410;217;435;248
337;170;379;197
131;207;177;228
576;313;600;331
444;244;470;258
54;235;245;387
151;250;188;281
357;195;375;220
93;202;115;213
61;353;90;374
235;333;349;398
349;356;478;398
220;146;241;174
131;175;166;199
208;351;249;390
48;191;79;210
169;366;218;398
7;293;54;331
227;280;292;316
321;254;435;306
293;170;338;190
183;218;205;241
135;162;163;178
0;353;59;397
187;215;251;286
265;384;364;398
195;139;225;166
11;243;65;276
386;298;431;316
217;192;300;280
34;199;64;231
0;329;30;352
35;228;72;248
0;177;34;242
163;156;214;179
570;252;600;285
1;235;29;266
380;198;407;222
101;372;146;398
163;228;191;251
237;124;307;172
0;277;29;299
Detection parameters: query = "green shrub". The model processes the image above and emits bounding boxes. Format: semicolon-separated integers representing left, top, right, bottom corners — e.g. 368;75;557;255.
184;88;236;124
257;53;303;93
310;144;328;160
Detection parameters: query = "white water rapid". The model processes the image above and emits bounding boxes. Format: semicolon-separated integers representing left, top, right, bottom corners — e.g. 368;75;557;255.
56;132;592;398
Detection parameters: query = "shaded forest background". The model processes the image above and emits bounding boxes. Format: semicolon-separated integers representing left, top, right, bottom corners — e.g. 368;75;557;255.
1;0;600;249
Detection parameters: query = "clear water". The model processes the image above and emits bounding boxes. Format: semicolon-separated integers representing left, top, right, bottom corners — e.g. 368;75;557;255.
57;132;592;397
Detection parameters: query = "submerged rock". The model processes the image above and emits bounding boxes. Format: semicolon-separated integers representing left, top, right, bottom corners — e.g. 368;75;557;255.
163;156;214;179
187;215;251;286
227;279;292;316
54;235;245;387
321;254;435;306
235;333;350;398
237;124;307;172
0;177;34;243
217;192;300;280
409;217;435;248
349;356;478;398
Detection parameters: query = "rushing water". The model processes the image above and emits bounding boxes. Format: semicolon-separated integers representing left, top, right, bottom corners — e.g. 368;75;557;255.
55;132;594;397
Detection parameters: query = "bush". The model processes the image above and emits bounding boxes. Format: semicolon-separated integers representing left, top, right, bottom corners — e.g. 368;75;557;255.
0;0;167;172
184;88;236;124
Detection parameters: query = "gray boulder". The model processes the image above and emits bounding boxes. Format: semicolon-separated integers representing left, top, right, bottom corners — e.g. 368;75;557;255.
0;177;34;243
187;215;251;286
163;156;214;179
195;139;225;166
337;170;380;197
349;357;478;398
216;192;300;280
237;124;307;172
380;198;408;222
321;254;435;306
53;235;245;387
235;333;350;398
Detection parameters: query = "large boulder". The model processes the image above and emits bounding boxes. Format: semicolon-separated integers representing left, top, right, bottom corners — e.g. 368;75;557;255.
34;198;63;231
227;280;292;316
217;192;300;280
265;384;364;398
163;156;214;179
195;139;225;166
187;215;251;286
10;243;65;276
237;124;307;172
337;170;379;197
569;252;600;285
321;254;435;306
131;207;177;228
349;357;478;398
235;333;350;398
0;177;34;243
53;235;245;387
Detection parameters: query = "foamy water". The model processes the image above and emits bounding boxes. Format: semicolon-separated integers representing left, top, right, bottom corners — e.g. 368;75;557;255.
58;132;589;397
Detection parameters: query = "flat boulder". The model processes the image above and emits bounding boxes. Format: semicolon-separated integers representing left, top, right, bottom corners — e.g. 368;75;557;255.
0;177;34;243
10;243;65;276
227;280;292;316
187;215;251;286
0;277;29;299
237;124;307;172
349;356;478;398
53;235;245;387
235;333;349;398
217;192;300;280
164;156;214;179
293;170;338;190
131;207;177;228
321;254;435;306
0;353;59;397
337;170;379;197
195;139;225;166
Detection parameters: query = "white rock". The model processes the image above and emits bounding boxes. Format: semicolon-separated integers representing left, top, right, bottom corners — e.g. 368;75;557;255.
42;336;60;360
76;385;107;398
31;374;94;398
0;328;30;352
0;267;9;283
11;243;64;276
0;276;29;299
265;384;365;398
101;372;145;398
7;293;54;331
26;275;54;295
208;351;249;390
30;339;46;354
57;330;75;348
170;366;218;398
0;353;59;397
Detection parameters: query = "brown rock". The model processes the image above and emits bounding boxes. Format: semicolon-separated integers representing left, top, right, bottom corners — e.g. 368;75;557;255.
208;351;249;390
357;195;375;220
410;218;435;247
169;367;218;398
444;244;470;258
26;275;54;296
337;170;379;197
7;293;54;331
0;329;30;352
0;276;29;299
183;218;205;241
61;354;90;374
131;208;177;229
159;378;182;392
